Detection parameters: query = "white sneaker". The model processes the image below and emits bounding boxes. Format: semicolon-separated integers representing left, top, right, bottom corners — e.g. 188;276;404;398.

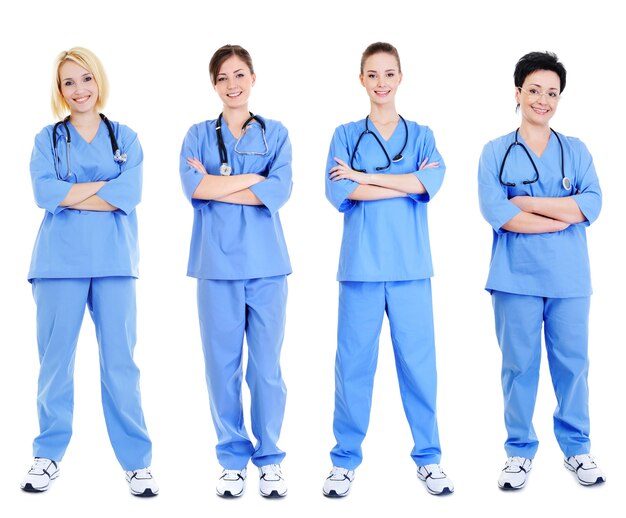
322;466;355;498
125;467;159;497
216;468;247;498
417;464;454;495
564;454;606;486
21;458;60;492
498;457;532;490
258;464;287;498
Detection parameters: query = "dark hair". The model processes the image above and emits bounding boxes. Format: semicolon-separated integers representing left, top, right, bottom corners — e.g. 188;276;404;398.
514;51;566;93
360;42;401;74
209;44;254;85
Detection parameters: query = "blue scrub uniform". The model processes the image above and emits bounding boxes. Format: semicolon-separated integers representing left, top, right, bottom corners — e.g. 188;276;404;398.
180;116;292;470
478;130;602;459
325;119;445;469
28;120;152;470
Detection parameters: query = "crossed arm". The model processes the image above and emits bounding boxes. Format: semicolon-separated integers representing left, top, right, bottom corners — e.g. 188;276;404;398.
328;157;436;200
60;181;117;211
188;158;263;205
503;195;586;233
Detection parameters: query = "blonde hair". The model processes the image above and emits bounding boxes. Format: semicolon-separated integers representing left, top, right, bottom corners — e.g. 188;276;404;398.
51;47;109;120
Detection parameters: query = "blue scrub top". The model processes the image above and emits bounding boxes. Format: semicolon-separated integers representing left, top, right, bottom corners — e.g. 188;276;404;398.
478;130;602;298
179;116;292;280
28;119;142;281
325;119;445;282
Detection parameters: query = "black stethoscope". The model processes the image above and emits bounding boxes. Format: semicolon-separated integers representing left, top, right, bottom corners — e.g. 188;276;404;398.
53;113;126;181
499;128;571;191
216;112;268;176
350;115;408;172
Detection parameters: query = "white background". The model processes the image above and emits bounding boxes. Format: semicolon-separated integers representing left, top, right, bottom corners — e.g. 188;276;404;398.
0;0;623;516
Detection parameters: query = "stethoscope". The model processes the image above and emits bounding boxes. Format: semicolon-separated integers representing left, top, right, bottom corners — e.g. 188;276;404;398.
499;128;571;191
53;113;126;181
216;112;268;176
349;115;408;172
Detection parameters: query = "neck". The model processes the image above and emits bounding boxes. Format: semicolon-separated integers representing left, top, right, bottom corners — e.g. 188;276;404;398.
69;110;100;127
369;103;398;124
519;120;551;142
222;105;250;136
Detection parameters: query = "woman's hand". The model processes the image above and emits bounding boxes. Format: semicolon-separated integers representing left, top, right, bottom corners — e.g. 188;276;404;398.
187;158;208;175
419;158;439;170
328;157;371;184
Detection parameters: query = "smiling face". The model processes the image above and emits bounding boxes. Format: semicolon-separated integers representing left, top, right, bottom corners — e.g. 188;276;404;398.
59;60;99;116
360;52;402;107
515;69;561;127
213;55;256;109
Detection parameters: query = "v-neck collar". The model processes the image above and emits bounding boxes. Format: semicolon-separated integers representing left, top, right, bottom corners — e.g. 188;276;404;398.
67;118;104;145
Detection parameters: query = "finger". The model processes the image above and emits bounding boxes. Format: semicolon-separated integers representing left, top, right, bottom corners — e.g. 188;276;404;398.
334;157;349;168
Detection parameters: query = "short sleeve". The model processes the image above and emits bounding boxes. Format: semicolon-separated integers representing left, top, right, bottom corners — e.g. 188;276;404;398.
249;124;293;216
478;140;521;232
409;126;445;203
180;125;210;210
325;126;359;212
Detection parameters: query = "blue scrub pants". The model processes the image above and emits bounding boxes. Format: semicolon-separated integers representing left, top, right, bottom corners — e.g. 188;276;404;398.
331;279;441;470
197;276;287;470
32;277;152;471
492;291;591;459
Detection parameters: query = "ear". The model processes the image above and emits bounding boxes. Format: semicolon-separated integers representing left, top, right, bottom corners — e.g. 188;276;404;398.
359;73;365;87
398;71;403;85
252;73;257;86
514;86;521;105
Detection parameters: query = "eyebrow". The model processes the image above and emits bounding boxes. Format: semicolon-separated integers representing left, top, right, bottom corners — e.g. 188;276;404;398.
528;82;559;90
217;69;245;77
61;72;92;82
366;69;397;73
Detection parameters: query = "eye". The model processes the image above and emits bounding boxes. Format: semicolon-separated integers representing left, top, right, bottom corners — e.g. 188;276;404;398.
236;73;245;79
217;77;226;82
386;72;395;78
63;80;74;87
368;73;376;79
548;91;559;98
83;75;93;83
528;88;540;95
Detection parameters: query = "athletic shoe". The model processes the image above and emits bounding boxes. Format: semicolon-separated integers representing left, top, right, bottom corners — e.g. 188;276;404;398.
21;458;60;492
125;467;159;497
216;468;247;498
564;454;606;486
498;457;532;490
258;464;287;498
322;466;355;498
417;464;454;495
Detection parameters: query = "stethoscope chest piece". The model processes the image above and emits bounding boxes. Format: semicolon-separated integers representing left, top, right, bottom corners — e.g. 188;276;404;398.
220;163;232;176
562;177;571;190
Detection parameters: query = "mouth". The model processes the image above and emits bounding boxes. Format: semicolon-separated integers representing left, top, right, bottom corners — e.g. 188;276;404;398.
227;91;243;98
73;95;91;104
532;106;549;115
374;90;391;97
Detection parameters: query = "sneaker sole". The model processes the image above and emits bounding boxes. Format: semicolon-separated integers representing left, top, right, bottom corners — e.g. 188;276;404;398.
417;472;454;496
131;488;159;497
21;471;59;493
260;489;287;498
217;489;244;498
498;481;526;490
323;489;350;498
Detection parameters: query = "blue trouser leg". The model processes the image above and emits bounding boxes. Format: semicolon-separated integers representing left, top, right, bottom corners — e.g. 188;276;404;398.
386;280;441;466
32;278;89;461
89;277;152;470
198;279;252;469
245;276;288;467
492;291;543;459
331;282;385;470
544;297;591;457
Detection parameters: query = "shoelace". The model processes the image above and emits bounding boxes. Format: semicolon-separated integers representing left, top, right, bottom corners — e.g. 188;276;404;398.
421;464;447;479
505;457;529;472
570;454;596;469
129;468;153;480
222;469;246;481
260;464;283;480
329;467;353;481
30;458;53;473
